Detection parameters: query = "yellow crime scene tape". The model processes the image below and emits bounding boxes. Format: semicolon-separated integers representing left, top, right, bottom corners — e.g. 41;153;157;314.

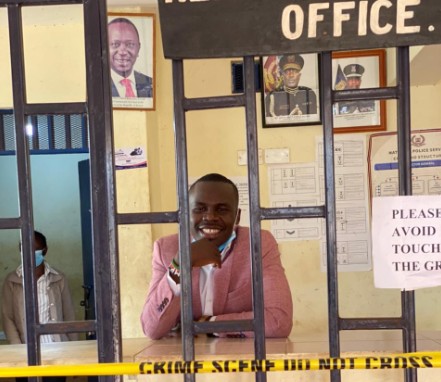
1;352;441;377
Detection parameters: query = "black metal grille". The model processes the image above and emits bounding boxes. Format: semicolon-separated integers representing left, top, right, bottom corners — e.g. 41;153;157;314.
0;110;89;154
231;60;262;93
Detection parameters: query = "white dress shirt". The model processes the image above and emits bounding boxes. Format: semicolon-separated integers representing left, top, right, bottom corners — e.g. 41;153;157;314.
111;70;137;97
17;263;62;343
167;231;237;316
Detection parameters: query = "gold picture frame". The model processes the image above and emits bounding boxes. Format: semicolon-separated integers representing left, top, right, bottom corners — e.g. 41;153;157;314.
108;13;156;111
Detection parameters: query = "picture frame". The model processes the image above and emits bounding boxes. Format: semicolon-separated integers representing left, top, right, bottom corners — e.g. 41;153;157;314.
108;13;155;111
261;53;321;128
332;49;386;133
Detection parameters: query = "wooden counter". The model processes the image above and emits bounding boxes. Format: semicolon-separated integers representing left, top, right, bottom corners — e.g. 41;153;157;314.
0;337;151;367
0;332;440;381
134;331;441;382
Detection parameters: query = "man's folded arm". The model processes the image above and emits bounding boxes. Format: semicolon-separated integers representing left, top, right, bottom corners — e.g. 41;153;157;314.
141;240;181;340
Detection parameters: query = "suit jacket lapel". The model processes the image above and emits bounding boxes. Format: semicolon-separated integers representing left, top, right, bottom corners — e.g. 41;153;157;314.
212;254;233;316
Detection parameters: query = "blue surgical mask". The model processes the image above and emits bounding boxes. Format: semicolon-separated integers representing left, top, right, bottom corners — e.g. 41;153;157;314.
35;250;44;267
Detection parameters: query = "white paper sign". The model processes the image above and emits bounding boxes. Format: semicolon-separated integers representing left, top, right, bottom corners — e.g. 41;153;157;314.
372;195;441;290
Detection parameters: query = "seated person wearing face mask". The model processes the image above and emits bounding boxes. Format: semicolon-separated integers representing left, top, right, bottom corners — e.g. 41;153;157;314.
1;230;77;352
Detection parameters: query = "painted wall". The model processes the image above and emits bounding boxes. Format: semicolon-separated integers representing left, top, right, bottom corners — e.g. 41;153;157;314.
1;4;441;343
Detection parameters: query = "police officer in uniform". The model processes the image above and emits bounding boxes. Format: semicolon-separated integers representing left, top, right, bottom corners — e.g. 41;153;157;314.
338;63;375;114
265;54;318;117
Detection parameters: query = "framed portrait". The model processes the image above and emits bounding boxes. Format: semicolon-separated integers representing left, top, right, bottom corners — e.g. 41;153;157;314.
108;13;155;110
332;49;386;133
261;53;321;128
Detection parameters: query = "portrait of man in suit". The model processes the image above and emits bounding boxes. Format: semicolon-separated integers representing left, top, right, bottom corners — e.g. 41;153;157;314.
108;16;153;102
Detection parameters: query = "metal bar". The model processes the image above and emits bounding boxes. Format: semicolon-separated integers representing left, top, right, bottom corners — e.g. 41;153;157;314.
333;86;399;102
117;211;179;225
183;95;246;110
0;217;22;229
396;46;417;382
0;113;5;150
0;0;82;4
171;59;195;382
194;319;253;334
65;114;72;149
83;0;122;378
261;206;325;220
8;3;40;369
243;56;266;382
25;102;86;115
37;320;96;335
321;52;341;382
340;318;405;331
47;115;55;150
82;113;88;149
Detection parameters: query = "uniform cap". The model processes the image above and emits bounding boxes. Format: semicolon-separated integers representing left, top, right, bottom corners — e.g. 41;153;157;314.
279;54;304;72
343;64;365;78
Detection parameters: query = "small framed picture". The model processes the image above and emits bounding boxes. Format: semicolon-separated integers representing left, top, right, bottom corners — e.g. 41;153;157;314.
332;49;386;133
261;53;321;128
108;13;155;110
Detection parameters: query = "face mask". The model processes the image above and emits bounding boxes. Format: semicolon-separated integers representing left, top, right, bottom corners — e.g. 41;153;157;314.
35;250;44;267
218;230;236;252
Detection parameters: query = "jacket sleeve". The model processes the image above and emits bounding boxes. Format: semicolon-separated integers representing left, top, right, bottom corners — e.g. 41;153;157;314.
60;276;79;341
140;239;182;339
1;278;23;344
215;230;293;338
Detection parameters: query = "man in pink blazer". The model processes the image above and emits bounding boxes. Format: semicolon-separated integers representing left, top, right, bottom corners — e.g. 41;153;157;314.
141;173;293;339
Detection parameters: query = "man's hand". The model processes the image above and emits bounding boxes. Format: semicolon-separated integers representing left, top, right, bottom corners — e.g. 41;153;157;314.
191;238;222;268
172;238;221;270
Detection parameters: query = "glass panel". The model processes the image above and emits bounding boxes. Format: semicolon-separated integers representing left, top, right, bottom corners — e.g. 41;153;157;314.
0;112;20;218
0;229;21;344
31;152;90;336
0;8;12;108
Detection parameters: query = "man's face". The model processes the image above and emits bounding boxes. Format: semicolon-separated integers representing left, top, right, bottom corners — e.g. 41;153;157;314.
346;77;362;89
282;68;301;89
189;181;239;248
108;22;140;77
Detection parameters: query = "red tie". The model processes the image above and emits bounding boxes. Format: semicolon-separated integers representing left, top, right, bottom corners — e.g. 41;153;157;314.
120;78;135;98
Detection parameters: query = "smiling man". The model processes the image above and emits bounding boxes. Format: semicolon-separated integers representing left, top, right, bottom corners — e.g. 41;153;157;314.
141;173;293;339
108;17;152;98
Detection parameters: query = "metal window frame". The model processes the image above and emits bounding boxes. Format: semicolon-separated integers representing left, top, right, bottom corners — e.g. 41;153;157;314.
0;110;89;155
0;1;417;382
0;3;121;382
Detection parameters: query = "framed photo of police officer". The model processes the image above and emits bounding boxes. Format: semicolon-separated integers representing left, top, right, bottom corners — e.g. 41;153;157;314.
262;53;321;128
332;49;386;133
108;13;155;110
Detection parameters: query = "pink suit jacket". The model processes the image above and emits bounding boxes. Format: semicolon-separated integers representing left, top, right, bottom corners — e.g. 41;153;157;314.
141;226;293;339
